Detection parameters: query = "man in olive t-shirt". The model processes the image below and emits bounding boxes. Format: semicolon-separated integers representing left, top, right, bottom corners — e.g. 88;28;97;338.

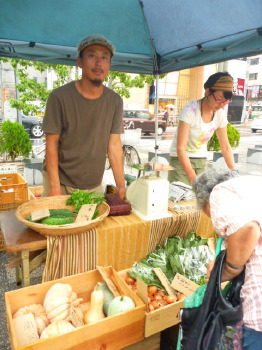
42;35;125;199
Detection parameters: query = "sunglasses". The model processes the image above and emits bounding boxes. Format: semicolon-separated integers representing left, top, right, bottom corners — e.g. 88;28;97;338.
212;93;232;104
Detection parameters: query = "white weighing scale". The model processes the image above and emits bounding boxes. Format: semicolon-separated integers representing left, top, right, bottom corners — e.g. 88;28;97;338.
126;163;174;221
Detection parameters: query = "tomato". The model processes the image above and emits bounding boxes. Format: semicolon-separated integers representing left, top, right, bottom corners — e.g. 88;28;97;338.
177;293;186;301
165;295;177;304
148;286;158;295
125;275;136;285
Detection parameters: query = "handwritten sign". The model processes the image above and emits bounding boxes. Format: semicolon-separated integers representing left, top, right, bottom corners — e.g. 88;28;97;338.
13;313;39;347
171;273;199;296
136;278;149;311
75;204;97;223
96;266;120;297
153;268;176;296
70;305;84;328
31;208;50;222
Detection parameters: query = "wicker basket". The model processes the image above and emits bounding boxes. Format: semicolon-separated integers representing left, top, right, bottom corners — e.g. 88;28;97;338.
15;196;110;236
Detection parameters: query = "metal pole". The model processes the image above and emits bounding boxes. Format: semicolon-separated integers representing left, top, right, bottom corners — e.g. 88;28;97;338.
154;74;159;162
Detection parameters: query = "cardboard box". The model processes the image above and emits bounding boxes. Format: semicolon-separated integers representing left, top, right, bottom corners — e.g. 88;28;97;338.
5;267;145;350
118;270;184;338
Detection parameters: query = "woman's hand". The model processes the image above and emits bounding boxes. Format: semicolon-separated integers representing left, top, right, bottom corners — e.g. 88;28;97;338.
206;260;215;283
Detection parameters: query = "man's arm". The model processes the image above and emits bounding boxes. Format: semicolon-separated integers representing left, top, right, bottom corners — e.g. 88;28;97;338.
107;134;126;199
45;133;62;196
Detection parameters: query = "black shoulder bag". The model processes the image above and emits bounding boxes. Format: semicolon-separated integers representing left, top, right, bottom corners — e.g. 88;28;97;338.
180;249;245;350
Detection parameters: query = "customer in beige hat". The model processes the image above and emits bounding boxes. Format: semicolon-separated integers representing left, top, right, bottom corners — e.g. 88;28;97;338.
42;35;125;199
168;72;237;186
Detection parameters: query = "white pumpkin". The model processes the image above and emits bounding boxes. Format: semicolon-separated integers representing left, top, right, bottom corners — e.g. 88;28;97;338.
40;320;75;339
13;304;49;335
43;283;83;323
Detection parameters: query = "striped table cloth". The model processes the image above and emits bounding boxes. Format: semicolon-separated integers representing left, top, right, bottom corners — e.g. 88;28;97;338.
42;208;201;282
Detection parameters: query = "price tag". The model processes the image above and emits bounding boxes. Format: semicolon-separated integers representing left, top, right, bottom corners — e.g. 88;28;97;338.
13;313;39;347
97;266;120;297
31;208;50;222
171;273;199;296
70;305;84;328
153;268;176;296
136;278;149;311
75;204;97;223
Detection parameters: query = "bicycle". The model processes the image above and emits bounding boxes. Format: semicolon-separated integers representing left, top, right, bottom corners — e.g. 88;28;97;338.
105;121;142;182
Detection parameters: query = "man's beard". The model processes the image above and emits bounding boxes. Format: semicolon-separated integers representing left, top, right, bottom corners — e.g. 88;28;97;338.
91;79;103;87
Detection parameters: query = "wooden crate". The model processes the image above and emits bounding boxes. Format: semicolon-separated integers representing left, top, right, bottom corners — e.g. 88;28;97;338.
0;173;28;208
122;332;160;350
118;271;184;338
5;266;145;350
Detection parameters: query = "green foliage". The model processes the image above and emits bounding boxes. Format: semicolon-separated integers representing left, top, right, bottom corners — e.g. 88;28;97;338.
1;58;166;114
2;58;75;115
207;123;240;152
66;190;105;212
0;120;32;161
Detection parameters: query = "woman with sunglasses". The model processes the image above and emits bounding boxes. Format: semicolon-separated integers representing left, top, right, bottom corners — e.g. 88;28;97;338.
168;72;237;186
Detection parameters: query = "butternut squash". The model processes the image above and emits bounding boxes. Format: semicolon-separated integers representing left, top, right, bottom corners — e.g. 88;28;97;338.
84;284;105;324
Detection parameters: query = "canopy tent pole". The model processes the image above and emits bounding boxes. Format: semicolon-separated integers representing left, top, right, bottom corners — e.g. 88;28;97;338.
154;74;159;163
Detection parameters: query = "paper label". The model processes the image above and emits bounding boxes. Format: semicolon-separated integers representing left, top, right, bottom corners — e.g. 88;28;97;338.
153;268;176;296
171;273;199;296
75;204;97;223
96;266;120;297
70;305;84;328
136;278;149;311
31;208;50;222
13;313;39;347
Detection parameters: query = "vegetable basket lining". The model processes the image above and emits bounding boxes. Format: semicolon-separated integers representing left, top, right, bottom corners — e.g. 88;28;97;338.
15;195;110;236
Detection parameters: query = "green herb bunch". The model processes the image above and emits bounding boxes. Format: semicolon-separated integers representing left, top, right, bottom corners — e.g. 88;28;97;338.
66;190;105;218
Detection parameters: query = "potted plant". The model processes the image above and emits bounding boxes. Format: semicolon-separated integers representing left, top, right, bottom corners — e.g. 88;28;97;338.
0;120;32;163
207;123;240;164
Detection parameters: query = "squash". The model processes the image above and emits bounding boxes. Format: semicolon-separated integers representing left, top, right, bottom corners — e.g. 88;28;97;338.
13;304;49;336
40;320;75;339
107;296;135;316
43;283;83;323
99;282;114;316
84;284;105;325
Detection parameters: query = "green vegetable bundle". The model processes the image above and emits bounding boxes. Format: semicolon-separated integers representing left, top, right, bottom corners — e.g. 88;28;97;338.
66;190;105;219
128;232;214;287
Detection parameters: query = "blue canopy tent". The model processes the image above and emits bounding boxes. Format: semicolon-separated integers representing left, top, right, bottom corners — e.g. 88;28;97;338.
0;0;262;155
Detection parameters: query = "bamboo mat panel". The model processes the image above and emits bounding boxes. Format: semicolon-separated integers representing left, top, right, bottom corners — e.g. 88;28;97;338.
42;228;97;282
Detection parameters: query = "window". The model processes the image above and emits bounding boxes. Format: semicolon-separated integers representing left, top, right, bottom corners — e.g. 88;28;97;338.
249;73;258;80
250;58;259;65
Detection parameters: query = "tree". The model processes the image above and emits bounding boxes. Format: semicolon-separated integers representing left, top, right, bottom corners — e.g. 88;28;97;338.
1;58;165;115
1;58;76;115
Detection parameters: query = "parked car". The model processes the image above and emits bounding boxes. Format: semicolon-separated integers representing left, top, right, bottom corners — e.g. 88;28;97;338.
21;114;44;138
0;112;44;138
123;109;166;135
250;116;262;133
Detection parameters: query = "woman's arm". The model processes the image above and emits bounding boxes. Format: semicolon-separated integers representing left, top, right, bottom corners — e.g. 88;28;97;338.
176;121;196;183
216;127;236;170
108;134;126;199
45;133;62;196
222;221;260;281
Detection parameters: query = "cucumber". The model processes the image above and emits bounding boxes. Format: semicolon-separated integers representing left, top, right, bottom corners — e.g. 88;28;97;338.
41;216;74;225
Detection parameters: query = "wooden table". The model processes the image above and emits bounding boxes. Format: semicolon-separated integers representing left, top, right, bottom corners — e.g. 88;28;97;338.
0;210;47;287
0;205;213;287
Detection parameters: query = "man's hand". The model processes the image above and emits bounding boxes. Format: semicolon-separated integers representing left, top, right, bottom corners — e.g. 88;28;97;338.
48;185;62;197
114;186;126;200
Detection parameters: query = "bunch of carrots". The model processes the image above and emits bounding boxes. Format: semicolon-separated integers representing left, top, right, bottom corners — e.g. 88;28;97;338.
125;275;186;312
